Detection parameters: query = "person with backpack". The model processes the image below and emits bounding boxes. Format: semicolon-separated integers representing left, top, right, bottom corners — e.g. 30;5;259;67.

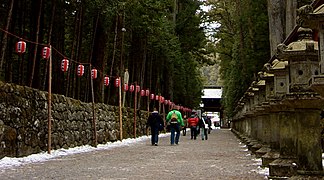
166;106;184;145
187;113;199;140
146;108;164;146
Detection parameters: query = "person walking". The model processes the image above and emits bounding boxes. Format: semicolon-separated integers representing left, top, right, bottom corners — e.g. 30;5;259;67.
187;113;199;140
199;116;209;140
146;108;164;146
206;116;212;134
182;115;188;136
166;106;184;145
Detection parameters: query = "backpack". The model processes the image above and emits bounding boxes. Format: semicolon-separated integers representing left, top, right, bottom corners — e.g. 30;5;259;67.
170;111;178;123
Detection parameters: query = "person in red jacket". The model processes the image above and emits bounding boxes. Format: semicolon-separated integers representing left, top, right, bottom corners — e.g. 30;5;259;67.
187;113;199;140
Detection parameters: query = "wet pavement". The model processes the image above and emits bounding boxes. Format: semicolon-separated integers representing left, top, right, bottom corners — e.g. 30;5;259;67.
0;129;268;180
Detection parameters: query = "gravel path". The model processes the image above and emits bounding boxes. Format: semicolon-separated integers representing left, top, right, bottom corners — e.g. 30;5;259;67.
0;129;268;180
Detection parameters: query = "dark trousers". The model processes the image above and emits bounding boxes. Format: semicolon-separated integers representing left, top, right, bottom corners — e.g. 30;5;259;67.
190;126;197;139
170;123;180;145
150;126;159;145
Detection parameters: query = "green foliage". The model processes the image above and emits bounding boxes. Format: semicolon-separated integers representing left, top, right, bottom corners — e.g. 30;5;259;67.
0;0;207;110
207;0;270;117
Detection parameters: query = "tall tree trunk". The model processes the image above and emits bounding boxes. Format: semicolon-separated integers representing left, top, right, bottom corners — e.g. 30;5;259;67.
106;14;119;104
286;0;297;36
88;11;100;102
29;0;43;87
86;12;100;102
19;0;28;86
110;14;119;78
173;0;177;24
267;0;285;56
75;5;83;100
138;38;147;110
42;0;56;91
65;5;80;96
0;0;15;77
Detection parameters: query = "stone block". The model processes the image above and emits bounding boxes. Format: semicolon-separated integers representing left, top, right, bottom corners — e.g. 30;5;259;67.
269;158;298;178
262;151;280;167
255;146;271;158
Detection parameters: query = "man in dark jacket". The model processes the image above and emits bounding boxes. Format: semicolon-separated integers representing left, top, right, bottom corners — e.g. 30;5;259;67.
146;108;164;146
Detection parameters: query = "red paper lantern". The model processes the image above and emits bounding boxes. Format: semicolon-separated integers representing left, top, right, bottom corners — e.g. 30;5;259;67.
115;77;120;87
168;100;172;106
77;64;84;76
155;95;159;101
140;90;145;96
136;85;140;92
123;83;129;91
104;76;109;86
61;59;69;72
145;89;149;96
160;96;164;103
15;41;26;54
42;47;50;59
164;100;168;105
150;94;155;100
129;85;134;92
91;69;97;79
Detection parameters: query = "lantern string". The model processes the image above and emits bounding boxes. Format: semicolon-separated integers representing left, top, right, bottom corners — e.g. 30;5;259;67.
51;46;91;66
0;28;48;47
0;28;190;111
0;29;139;85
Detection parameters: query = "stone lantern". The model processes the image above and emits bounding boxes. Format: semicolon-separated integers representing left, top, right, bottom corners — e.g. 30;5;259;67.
236;93;252;138
271;27;323;174
259;71;274;108
256;71;281;167
297;4;324;96
265;59;289;97
255;79;266;104
277;27;319;92
243;88;261;149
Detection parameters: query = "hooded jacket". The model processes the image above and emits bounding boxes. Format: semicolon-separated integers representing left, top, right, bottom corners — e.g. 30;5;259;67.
147;111;164;129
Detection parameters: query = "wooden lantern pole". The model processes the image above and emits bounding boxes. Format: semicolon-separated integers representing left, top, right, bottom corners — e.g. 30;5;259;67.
90;65;97;147
147;91;150;113
47;45;52;154
134;83;137;138
158;94;161;113
119;77;123;140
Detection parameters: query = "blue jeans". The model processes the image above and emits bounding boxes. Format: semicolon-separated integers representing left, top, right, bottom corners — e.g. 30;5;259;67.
201;127;208;140
150;126;159;145
170;123;180;145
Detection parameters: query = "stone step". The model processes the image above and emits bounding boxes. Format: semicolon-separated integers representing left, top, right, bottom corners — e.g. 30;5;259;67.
255;146;271;158
247;140;259;151
251;143;263;154
269;158;298;178
261;151;280;167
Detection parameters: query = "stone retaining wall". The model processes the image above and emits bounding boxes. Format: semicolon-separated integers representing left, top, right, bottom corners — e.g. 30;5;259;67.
0;81;148;159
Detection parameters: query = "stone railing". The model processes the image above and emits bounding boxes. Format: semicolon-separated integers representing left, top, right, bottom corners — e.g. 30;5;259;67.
231;4;324;178
0;81;149;159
